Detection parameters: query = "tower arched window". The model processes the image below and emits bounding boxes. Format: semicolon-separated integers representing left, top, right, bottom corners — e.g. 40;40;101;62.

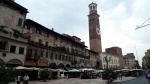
90;7;92;11
93;6;95;10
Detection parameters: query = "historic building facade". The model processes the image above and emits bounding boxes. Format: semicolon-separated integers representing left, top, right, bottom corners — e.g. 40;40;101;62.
0;0;29;66
142;49;150;69
25;19;99;69
123;53;136;69
105;46;125;69
0;0;100;69
100;52;120;69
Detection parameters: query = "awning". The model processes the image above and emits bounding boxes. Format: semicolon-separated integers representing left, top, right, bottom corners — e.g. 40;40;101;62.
95;70;103;73
57;67;66;72
65;67;72;71
68;69;80;72
14;66;33;70
79;68;95;72
58;67;65;70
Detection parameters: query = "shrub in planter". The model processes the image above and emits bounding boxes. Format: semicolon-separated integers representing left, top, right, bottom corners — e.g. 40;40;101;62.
0;63;16;84
102;69;117;80
39;69;51;81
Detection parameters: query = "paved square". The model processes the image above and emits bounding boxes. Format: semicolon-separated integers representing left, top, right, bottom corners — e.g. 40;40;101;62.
10;77;135;84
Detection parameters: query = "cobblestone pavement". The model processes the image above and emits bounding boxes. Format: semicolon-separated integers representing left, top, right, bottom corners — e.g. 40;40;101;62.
10;77;136;84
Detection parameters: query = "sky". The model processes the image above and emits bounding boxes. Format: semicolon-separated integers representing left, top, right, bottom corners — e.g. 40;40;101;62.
15;0;150;66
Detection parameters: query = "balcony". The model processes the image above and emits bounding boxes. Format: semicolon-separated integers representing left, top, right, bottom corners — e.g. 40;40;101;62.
51;46;67;53
29;41;47;48
0;25;29;43
26;55;39;60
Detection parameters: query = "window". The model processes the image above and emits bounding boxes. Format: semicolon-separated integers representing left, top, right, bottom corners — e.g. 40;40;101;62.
28;49;32;58
36;28;41;34
68;56;71;61
64;56;66;61
18;18;23;26
19;47;24;54
46;32;49;37
51;53;53;60
66;56;68;61
0;41;7;50
62;55;64;61
45;41;48;46
34;50;38;58
41;51;43;57
55;36;57;40
46;52;48;58
55;54;57;60
10;45;16;53
60;38;63;42
71;56;73;61
39;39;42;44
59;55;61;60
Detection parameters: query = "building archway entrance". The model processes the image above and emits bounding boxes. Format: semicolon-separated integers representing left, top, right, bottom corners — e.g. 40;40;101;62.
6;59;22;67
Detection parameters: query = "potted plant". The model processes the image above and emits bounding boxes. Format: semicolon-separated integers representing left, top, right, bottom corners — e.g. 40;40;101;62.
39;69;51;81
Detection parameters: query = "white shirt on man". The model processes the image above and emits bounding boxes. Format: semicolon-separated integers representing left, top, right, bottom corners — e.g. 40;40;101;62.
147;73;150;77
23;75;29;81
16;76;21;81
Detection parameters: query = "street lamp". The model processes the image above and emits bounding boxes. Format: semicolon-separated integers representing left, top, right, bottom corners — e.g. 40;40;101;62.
135;18;150;30
105;55;111;69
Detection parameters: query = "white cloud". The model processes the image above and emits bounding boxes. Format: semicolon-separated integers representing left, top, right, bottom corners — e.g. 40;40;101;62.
112;3;126;16
121;17;139;32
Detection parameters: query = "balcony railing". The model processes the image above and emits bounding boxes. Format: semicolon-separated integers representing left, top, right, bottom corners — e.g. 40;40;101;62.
0;25;29;43
28;41;90;59
26;55;39;60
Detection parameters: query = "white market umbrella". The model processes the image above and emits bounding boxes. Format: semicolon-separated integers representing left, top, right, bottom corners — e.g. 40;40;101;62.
14;66;27;69
14;66;33;70
31;67;40;70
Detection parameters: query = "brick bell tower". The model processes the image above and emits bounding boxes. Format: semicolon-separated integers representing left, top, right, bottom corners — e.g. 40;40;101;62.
88;2;102;53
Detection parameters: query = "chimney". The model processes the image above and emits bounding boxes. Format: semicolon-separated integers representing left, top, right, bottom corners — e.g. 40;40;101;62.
51;28;54;31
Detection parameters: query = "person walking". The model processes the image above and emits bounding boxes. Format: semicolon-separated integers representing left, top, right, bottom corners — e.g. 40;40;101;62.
16;75;21;84
107;73;113;84
117;73;121;80
66;73;69;80
120;72;122;80
147;73;150;82
23;74;29;84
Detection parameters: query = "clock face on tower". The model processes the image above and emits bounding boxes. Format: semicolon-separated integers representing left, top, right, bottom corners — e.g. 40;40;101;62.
96;27;100;35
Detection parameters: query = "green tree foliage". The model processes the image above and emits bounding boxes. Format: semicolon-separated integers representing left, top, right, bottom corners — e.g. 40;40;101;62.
0;63;16;84
39;69;51;81
135;60;141;69
102;68;117;80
